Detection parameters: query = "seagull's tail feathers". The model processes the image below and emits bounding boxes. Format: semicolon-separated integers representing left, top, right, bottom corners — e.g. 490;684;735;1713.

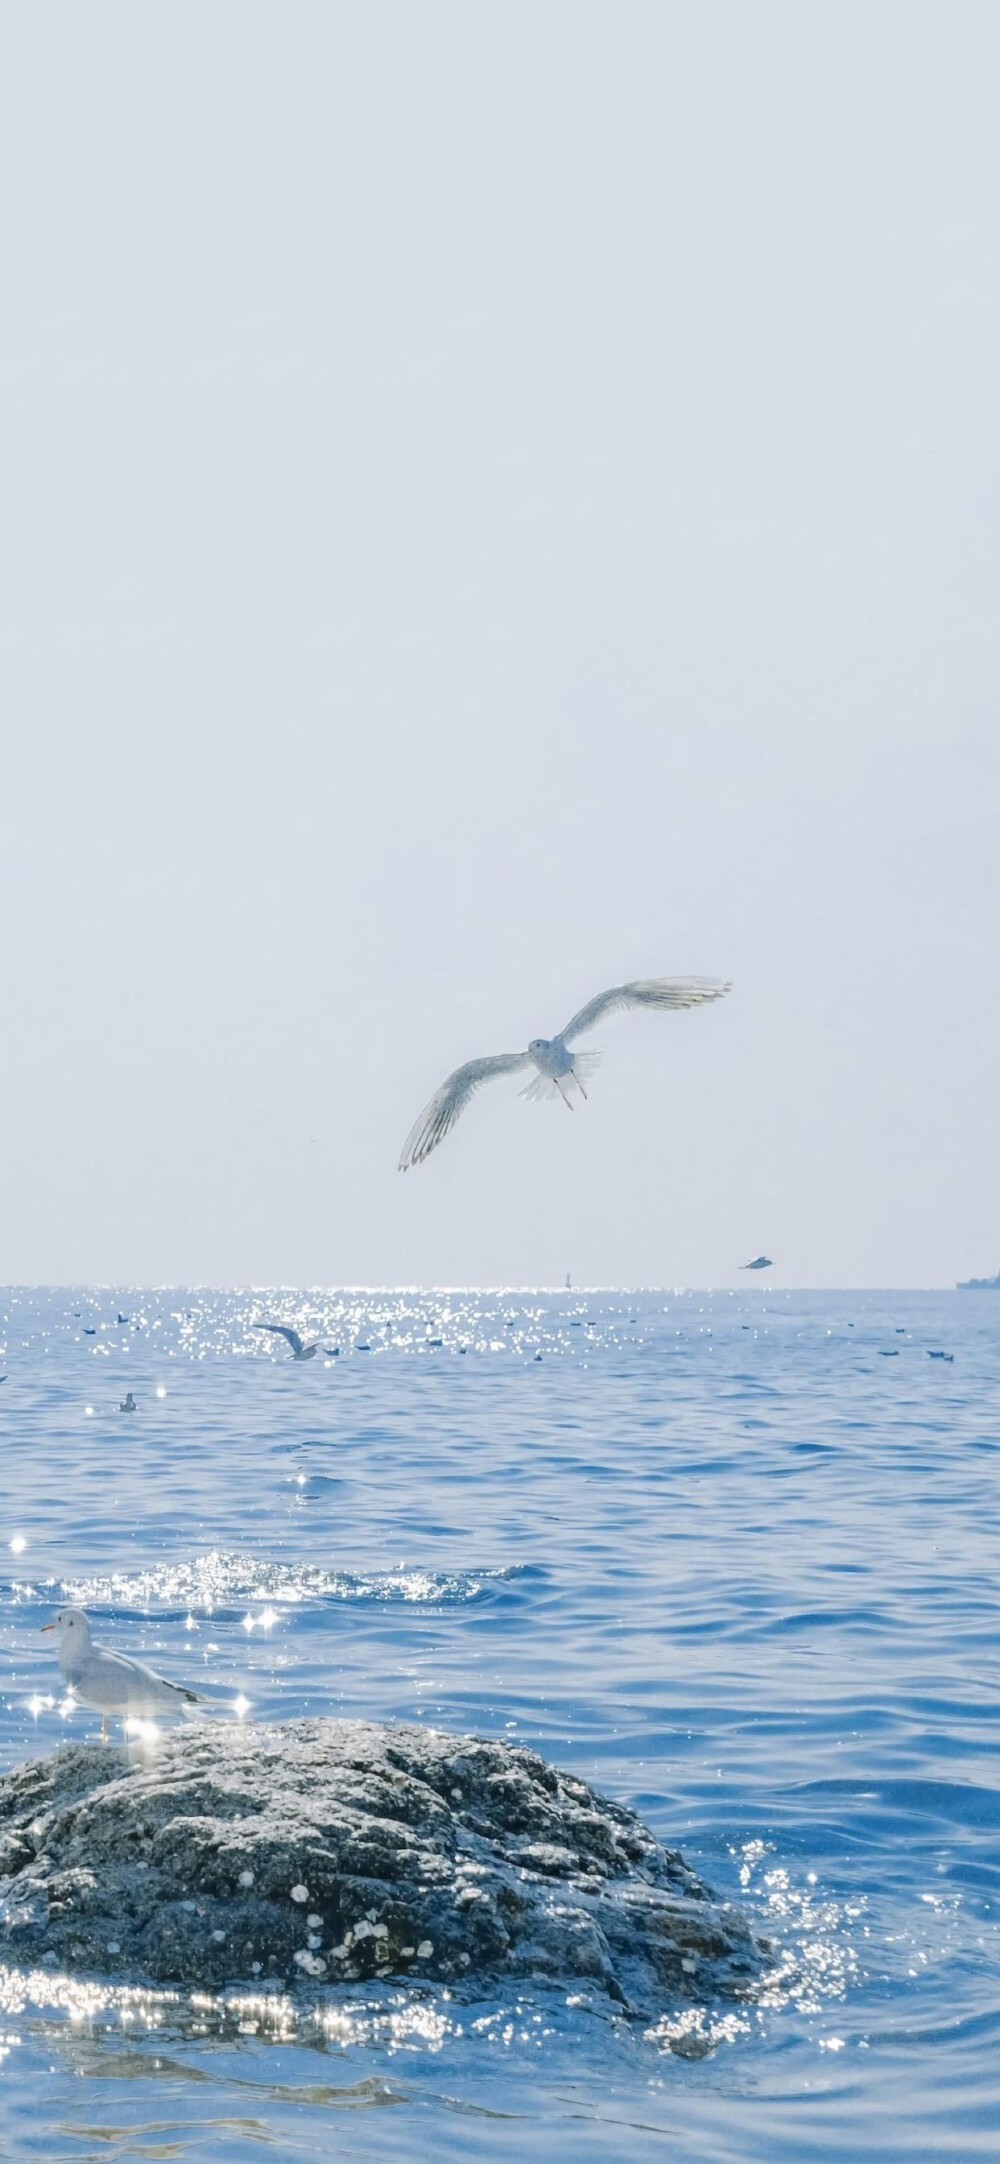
177;1685;209;1714
520;1072;565;1102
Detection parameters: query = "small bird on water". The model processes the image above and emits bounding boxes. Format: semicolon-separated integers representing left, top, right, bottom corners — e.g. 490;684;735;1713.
399;975;730;1169
252;1322;319;1361
119;1391;137;1412
41;1607;205;1742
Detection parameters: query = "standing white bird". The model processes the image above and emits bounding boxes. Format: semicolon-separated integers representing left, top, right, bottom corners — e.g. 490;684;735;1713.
252;1322;319;1360
399;975;731;1170
41;1607;205;1742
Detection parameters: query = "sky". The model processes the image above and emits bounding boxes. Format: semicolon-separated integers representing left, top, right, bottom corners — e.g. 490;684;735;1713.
0;2;997;1290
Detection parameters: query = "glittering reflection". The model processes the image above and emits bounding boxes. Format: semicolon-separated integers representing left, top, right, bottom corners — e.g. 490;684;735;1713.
643;1844;863;2059
0;1962;557;2068
644;2005;752;2057
54;1551;514;1614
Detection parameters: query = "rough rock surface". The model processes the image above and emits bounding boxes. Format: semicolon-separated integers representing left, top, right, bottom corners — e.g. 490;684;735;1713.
0;1719;764;2012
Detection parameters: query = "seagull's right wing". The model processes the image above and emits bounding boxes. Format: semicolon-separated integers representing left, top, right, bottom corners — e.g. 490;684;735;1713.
560;977;731;1044
253;1322;303;1355
399;1053;531;1170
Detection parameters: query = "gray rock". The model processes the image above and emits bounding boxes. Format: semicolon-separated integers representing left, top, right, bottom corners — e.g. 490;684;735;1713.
0;1719;764;2013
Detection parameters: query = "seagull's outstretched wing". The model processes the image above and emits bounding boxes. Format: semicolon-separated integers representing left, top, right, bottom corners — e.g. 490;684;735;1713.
560;977;731;1044
399;1053;531;1170
253;1322;304;1355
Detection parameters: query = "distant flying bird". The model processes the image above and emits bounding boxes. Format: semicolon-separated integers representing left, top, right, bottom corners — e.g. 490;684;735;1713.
398;975;730;1170
927;1350;954;1362
119;1391;137;1413
741;1256;772;1272
41;1606;205;1743
252;1322;319;1361
117;1313;129;1325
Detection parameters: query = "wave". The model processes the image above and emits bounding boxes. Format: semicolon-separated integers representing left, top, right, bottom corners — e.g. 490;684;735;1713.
53;1549;514;1615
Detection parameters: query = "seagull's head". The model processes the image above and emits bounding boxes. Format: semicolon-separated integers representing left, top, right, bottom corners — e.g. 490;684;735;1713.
41;1606;91;1641
528;1037;551;1059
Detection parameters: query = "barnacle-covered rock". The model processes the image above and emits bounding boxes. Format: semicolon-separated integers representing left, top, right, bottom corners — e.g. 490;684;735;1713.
0;1719;764;2012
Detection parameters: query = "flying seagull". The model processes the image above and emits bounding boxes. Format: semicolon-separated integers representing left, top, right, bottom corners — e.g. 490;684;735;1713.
398;975;730;1170
741;1256;772;1271
252;1322;319;1361
41;1606;206;1743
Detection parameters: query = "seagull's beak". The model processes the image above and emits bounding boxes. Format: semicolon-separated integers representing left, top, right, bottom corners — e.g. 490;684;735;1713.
40;1622;56;1633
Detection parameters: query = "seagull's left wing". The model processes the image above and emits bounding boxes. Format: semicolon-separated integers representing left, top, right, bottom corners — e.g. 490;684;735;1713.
399;1052;531;1170
93;1646;206;1704
560;976;731;1044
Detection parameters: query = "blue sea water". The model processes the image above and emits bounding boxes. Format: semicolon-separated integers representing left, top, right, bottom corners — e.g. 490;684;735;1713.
0;1285;997;2162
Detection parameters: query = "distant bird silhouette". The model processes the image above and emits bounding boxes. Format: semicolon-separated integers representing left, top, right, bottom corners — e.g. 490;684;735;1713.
253;1322;319;1361
117;1313;129;1325
399;975;730;1169
927;1350;954;1362
83;1327;96;1336
119;1391;137;1412
879;1350;899;1357
741;1256;772;1272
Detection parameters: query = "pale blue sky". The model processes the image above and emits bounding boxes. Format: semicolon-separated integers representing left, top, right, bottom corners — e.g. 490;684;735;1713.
1;2;997;1287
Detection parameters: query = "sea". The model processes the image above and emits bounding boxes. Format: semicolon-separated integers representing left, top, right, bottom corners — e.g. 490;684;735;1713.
0;1285;997;2162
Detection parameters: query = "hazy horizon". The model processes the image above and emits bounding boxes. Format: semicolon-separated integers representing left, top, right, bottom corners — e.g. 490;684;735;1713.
1;3;997;1290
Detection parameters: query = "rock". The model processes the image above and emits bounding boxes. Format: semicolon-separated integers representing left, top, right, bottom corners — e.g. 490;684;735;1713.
0;1719;764;2013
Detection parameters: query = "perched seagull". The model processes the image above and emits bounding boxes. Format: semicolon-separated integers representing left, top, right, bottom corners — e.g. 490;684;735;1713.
252;1322;319;1361
119;1391;137;1413
41;1607;205;1743
399;975;730;1170
741;1256;773;1272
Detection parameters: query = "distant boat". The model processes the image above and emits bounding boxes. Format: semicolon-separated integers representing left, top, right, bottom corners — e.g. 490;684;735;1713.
741;1256;772;1272
957;1268;1000;1290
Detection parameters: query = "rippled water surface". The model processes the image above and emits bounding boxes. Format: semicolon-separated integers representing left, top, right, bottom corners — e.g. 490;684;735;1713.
0;1285;997;2160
